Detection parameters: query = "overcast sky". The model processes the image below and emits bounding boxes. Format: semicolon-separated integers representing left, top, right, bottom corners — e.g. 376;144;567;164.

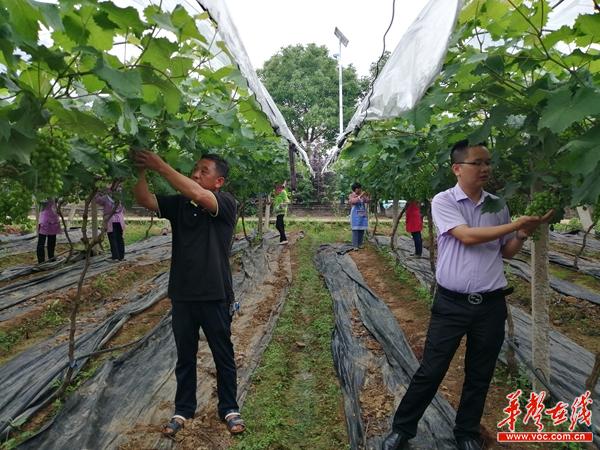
222;0;429;77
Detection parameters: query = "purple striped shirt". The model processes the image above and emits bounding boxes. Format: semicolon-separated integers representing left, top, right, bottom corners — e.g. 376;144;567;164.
432;184;513;293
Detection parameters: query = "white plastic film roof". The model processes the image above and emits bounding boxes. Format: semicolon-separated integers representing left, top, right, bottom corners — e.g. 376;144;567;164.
330;0;592;163
339;0;462;142
194;0;313;174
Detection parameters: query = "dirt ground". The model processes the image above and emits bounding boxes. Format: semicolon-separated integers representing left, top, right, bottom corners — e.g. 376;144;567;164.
350;306;397;439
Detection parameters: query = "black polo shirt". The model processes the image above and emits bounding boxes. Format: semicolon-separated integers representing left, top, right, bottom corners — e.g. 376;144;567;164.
157;191;237;302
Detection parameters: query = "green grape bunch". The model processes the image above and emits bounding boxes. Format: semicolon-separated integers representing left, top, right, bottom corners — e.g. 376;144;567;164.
31;132;72;197
524;191;563;223
524;191;565;240
509;165;525;183
507;195;528;216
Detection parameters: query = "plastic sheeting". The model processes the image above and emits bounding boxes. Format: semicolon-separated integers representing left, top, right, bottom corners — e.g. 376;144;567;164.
0;273;169;439
326;0;596;170
373;235;600;446
505;258;600;306
0;235;173;321
192;0;312;173
316;244;456;449
18;234;289;449
499;307;600;444
328;0;461;159
520;242;600;281
550;230;600;254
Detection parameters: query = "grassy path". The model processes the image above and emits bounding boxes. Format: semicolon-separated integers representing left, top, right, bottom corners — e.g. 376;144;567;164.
232;223;349;450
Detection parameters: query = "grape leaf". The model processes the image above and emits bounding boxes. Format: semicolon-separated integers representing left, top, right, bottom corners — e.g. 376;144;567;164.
481;195;506;214
539;86;600;132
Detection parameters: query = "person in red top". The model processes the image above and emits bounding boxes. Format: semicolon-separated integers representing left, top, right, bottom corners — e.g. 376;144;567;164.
405;201;423;257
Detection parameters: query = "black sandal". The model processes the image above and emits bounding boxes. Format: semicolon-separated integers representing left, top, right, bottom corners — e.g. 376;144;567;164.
223;411;246;435
162;416;185;437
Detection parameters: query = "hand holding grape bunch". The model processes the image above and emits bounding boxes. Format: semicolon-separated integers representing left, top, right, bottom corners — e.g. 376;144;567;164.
519;192;561;240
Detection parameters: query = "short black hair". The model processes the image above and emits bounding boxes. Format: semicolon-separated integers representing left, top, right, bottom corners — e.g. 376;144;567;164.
351;182;362;192
450;140;487;164
201;153;229;179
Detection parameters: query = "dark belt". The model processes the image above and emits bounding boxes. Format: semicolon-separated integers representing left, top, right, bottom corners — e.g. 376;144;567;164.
437;284;513;305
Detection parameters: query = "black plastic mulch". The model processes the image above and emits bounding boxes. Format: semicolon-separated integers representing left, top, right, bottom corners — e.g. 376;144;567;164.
0;272;170;439
505;258;600;305
501;307;599;441
550;230;600;253
0;235;174;321
316;243;456;450
17;233;288;450
520;242;600;281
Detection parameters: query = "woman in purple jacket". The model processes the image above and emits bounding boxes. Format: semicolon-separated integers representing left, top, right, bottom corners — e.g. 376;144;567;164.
37;199;61;263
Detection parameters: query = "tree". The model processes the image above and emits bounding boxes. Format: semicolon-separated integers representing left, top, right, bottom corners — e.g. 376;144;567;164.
360;50;391;95
259;43;363;188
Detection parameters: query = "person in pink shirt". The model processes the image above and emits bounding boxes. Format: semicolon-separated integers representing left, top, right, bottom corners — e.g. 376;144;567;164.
95;185;126;261
405;201;423;256
37;199;61;264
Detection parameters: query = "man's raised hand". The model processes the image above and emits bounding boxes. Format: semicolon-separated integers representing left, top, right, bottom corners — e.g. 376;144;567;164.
133;149;166;172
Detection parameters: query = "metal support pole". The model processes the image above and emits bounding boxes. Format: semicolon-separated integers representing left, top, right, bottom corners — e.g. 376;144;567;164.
334;27;349;137
338;39;343;135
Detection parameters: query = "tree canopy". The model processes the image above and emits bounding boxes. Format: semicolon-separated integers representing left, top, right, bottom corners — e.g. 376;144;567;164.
335;0;600;212
0;0;291;223
259;44;363;156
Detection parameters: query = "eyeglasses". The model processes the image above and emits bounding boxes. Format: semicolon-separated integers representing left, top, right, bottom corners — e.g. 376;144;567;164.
456;160;492;167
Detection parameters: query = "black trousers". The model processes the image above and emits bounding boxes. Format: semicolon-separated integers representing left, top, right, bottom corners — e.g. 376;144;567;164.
352;230;365;248
275;214;287;242
36;234;56;263
392;289;507;440
411;231;422;256
171;300;239;419
107;222;125;260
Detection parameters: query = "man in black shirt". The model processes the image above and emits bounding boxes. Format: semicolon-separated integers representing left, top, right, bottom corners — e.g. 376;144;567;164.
133;151;245;437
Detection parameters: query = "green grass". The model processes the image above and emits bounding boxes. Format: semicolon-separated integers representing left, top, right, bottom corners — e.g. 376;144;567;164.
0;252;36;271
375;245;434;306
231;222;349;450
122;221;166;245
